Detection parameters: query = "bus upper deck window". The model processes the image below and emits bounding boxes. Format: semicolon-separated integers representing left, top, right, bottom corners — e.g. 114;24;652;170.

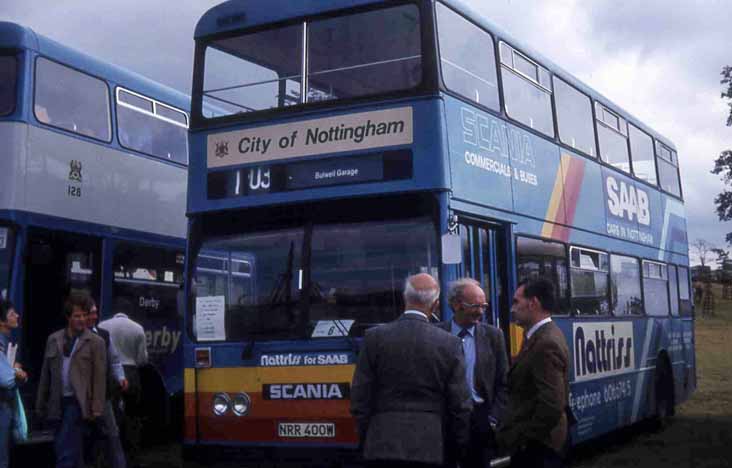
0;56;18;116
436;3;499;111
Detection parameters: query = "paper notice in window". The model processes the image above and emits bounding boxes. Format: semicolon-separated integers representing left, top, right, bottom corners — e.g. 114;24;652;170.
311;320;355;338
196;296;226;341
0;228;7;250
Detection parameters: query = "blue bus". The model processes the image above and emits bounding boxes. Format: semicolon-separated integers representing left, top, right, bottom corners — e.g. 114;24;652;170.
0;21;189;441
183;0;694;463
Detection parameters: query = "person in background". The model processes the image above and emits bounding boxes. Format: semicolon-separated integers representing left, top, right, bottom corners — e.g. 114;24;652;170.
438;278;508;468
0;301;27;468
351;273;472;468
36;291;106;468
99;299;148;460
85;298;128;468
497;278;570;468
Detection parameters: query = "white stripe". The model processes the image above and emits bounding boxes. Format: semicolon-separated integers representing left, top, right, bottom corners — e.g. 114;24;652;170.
631;318;655;422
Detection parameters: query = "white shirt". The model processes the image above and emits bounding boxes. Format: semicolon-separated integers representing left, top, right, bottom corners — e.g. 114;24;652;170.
99;313;148;367
403;310;429;320
526;317;553;340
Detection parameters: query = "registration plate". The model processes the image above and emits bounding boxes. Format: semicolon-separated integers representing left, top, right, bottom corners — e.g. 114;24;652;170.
278;422;336;438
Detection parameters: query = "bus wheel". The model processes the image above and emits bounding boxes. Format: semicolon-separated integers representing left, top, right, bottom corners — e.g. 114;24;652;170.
652;357;675;430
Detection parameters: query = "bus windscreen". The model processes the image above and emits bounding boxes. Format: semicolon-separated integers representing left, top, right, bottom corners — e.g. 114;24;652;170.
191;217;437;341
201;4;422;117
0;56;18;116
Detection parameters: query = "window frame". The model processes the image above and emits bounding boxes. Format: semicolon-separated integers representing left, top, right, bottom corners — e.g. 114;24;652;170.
0;54;19;117
194;0;433;125
641;259;670;317
435;1;501;113
594;101;632;173
498;40;555;138
568;245;611;317
608;252;644;317
514;234;571;316
654;140;683;199
115;86;189;165
628;123;658;187
553;76;597;159
33;55;113;143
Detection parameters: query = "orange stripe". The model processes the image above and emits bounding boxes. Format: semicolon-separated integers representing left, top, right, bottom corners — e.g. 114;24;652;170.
542;154;571;238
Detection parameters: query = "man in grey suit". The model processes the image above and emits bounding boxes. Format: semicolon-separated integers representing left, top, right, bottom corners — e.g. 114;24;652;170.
351;273;472;468
438;278;509;468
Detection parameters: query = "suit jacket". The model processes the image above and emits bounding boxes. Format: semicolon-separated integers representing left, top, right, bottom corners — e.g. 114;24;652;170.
35;328;107;421
350;313;472;465
497;321;570;455
437;320;509;422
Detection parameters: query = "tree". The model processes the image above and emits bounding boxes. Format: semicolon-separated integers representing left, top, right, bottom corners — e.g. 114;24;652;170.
691;238;714;267
712;66;732;243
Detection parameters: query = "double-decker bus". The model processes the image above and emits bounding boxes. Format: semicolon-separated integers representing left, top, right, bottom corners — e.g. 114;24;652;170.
0;21;189;441
183;0;695;463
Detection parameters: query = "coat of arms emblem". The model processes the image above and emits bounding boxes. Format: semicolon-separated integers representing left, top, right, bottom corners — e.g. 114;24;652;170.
214;141;229;158
69;160;83;182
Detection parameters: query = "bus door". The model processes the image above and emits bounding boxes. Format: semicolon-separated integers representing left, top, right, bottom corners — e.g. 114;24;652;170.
458;220;511;342
22;228;102;417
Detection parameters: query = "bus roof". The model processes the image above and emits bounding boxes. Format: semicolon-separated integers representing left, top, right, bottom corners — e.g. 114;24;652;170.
193;0;676;152
0;21;190;111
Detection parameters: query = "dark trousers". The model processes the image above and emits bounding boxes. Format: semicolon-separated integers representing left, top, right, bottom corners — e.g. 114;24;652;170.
511;441;564;468
55;397;84;468
463;403;496;468
0;401;12;468
443;403;496;468
84;400;127;468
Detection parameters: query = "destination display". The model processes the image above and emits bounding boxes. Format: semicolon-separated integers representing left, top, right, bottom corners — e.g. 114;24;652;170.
207;107;414;168
207;150;412;199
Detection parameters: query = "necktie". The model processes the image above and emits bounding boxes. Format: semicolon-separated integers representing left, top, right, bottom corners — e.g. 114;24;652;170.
458;328;469;339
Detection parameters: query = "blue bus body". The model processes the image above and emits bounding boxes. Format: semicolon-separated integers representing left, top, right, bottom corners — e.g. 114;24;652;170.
0;21;189;439
183;0;694;460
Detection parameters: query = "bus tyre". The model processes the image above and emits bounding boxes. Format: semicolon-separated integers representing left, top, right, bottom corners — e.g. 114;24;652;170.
652;357;674;430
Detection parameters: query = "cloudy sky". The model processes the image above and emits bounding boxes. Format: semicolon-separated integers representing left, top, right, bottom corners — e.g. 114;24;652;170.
2;0;730;264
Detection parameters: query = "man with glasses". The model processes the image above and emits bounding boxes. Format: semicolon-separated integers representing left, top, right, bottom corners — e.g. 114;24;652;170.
438;278;508;468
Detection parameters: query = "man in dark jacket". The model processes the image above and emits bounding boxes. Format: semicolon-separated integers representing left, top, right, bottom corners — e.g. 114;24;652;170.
438;278;508;468
497;278;570;468
85;298;128;468
351;273;472;468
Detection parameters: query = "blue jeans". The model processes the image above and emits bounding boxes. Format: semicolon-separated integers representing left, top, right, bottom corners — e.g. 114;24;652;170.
0;401;12;468
55;397;84;468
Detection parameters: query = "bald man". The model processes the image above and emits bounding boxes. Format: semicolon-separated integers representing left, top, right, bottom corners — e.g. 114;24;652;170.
351;274;472;468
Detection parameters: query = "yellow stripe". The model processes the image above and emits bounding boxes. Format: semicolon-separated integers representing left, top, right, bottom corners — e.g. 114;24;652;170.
541;154;569;238
184;366;357;393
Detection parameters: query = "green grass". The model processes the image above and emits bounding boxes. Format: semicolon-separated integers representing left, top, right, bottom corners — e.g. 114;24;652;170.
573;282;732;468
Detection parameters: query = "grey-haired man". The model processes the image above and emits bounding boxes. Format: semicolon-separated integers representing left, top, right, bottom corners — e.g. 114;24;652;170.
351;273;472;468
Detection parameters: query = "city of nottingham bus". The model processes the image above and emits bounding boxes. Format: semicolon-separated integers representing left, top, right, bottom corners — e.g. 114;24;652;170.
0;21;190;442
182;0;695;463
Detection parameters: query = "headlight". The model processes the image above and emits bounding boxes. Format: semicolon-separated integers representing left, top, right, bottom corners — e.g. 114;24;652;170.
232;393;251;417
212;393;231;416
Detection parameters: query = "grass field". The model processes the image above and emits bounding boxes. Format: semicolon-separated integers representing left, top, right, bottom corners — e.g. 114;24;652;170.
573;283;732;468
